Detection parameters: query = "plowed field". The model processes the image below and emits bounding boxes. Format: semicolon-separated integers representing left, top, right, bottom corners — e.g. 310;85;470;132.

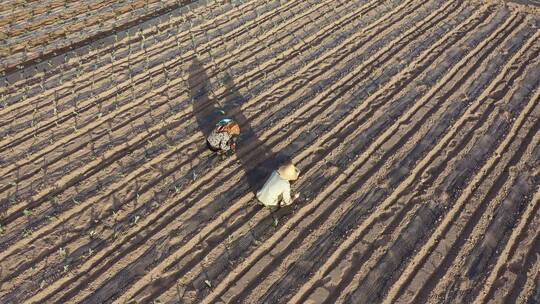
1;0;540;303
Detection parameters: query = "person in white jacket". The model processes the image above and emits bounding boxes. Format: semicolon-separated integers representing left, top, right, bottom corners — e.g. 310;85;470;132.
256;161;300;208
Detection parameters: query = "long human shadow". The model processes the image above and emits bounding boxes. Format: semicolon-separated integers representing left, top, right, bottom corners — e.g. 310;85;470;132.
188;57;287;193
188;57;221;138
221;73;291;192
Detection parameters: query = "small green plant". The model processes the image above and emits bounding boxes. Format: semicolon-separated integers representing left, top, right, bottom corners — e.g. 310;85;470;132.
46;215;59;221
23;209;33;217
88;230;97;238
58;247;66;257
0;224;5;235
22;229;33;237
204;280;212;288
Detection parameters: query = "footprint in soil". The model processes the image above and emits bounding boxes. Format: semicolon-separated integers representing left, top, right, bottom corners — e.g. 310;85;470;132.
188;56;290;193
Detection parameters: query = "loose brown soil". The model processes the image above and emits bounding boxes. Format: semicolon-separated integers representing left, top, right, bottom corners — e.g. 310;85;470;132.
1;0;539;303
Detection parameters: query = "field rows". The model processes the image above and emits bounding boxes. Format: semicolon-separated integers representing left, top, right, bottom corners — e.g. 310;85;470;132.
0;0;539;303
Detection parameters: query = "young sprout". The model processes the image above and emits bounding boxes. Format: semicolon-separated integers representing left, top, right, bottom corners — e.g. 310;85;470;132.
23;209;33;217
204;280;212;288
46;215;59;221
23;229;33;238
58;247;66;257
89;230;97;238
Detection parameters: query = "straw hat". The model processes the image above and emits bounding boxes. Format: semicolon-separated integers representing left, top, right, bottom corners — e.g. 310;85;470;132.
277;163;300;181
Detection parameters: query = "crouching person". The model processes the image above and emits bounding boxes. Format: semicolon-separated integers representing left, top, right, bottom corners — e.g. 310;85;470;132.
206;118;240;159
256;161;300;208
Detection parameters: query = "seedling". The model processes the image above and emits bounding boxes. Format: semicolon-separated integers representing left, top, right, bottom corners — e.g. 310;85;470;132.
23;209;33;217
89;230;97;238
204;280;212;288
46;215;59;221
0;224;4;235
58;247;66;257
22;229;33;237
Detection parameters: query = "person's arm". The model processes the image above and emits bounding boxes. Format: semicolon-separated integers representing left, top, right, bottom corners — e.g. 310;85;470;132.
281;184;292;206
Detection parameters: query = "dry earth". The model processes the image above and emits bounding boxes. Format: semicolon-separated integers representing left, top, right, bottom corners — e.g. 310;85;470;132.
1;0;540;303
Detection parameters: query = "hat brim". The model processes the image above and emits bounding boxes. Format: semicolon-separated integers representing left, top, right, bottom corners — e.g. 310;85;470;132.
277;165;299;181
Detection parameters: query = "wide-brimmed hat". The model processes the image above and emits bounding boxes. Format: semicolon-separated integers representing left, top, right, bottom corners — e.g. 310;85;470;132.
277;163;300;181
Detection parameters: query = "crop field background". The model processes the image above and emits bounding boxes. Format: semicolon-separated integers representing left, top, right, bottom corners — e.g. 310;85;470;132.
1;0;540;303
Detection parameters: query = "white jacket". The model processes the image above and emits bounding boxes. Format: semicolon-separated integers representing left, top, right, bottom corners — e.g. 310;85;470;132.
256;171;292;207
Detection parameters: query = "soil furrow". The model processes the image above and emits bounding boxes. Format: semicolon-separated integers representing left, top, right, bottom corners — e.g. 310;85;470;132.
474;180;540;303
41;0;438;302
0;0;298;126
4;0;422;300
203;5;515;304
284;10;532;304
376;33;540;304
117;1;480;302
2;1;539;302
412;62;540;304
350;52;540;304
257;10;530;304
0;0;262;98
0;0;356;229
0;0;380;254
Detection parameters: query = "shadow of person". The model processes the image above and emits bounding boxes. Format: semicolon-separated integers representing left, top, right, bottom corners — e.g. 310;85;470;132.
188;55;289;195
221;73;290;193
187;57;221;138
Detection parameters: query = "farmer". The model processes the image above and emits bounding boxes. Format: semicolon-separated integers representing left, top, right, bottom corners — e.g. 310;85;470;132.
256;161;300;208
206;118;240;157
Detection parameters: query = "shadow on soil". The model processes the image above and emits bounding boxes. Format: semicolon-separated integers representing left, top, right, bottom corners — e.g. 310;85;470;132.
188;57;289;192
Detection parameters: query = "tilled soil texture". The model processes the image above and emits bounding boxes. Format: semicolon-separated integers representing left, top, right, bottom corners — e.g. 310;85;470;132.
1;0;540;303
